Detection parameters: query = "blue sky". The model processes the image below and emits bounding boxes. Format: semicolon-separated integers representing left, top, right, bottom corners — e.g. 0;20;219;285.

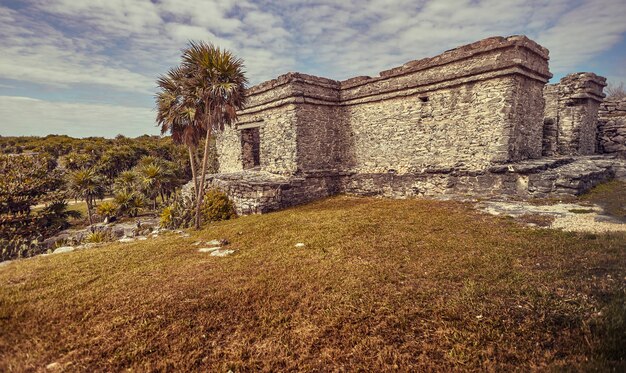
0;0;625;138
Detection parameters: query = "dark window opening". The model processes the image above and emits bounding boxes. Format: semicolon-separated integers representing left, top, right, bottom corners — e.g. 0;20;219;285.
241;127;260;169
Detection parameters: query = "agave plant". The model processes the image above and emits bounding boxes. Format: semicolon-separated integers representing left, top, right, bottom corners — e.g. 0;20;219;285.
96;201;118;222
114;190;145;218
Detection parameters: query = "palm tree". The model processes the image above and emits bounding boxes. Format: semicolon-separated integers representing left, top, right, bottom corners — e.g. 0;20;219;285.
180;41;248;229
156;66;203;196
137;161;172;210
113;170;138;194
66;168;104;225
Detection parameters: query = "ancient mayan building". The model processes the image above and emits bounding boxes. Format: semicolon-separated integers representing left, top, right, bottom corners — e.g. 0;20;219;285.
197;35;626;215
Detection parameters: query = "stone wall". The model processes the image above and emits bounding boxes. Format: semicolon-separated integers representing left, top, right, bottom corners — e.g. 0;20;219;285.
597;97;626;155
217;35;551;177
216;104;300;174
543;73;606;156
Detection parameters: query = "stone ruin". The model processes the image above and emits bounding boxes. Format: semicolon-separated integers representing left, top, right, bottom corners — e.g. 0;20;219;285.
194;35;626;215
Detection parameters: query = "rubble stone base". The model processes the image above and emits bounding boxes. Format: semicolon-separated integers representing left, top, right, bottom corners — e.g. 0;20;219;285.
198;156;625;215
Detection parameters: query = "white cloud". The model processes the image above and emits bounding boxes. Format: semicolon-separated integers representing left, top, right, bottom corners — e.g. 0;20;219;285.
0;6;156;93
0;0;625;136
537;0;626;73
0;96;158;138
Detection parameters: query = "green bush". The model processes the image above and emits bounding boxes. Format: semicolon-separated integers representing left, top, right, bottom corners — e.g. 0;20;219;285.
84;231;112;244
159;192;195;229
97;201;118;219
201;189;236;223
160;206;174;227
0;238;45;262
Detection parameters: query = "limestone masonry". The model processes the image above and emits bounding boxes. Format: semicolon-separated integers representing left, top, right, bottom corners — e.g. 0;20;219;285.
196;35;625;215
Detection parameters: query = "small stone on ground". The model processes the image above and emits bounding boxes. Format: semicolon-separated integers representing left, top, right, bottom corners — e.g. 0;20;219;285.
295;243;305;248
210;249;235;257
52;246;75;254
46;362;61;370
198;247;221;253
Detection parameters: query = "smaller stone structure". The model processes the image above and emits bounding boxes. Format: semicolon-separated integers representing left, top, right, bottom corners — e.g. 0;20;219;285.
543;73;606;156
597;97;626;155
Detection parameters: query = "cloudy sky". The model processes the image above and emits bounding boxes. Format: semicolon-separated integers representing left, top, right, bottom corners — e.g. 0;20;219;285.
0;0;625;138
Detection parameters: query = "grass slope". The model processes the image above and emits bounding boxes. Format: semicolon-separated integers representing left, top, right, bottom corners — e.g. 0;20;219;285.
1;196;625;371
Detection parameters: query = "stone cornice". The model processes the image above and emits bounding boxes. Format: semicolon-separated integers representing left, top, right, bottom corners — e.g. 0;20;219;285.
239;35;551;114
239;64;550;115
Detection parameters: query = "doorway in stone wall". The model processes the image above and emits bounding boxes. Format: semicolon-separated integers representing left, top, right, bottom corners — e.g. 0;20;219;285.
241;127;260;169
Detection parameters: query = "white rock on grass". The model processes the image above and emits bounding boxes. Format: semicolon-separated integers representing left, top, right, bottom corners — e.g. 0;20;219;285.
198;247;221;253
118;238;135;243
294;243;306;248
137;237;148;241
46;362;61;370
206;239;222;246
52;246;75;254
210;249;235;257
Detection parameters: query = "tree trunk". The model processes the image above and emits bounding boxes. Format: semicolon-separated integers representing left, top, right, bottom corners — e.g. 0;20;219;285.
86;197;93;226
194;125;213;229
188;146;199;196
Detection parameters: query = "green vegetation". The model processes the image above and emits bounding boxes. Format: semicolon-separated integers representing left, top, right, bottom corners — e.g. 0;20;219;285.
0;154;79;261
1;196;624;370
0;135;220;258
157;42;247;229
159;192;195;229
200;188;237;223
84;231;111;244
66;168;105;225
96;201;118;221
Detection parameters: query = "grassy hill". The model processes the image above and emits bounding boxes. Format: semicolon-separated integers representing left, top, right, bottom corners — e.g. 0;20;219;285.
1;196;625;371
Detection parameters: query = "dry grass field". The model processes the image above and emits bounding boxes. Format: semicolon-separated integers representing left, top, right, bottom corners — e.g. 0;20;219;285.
1;196;625;371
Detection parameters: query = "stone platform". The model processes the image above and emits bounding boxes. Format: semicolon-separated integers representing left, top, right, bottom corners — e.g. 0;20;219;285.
198;171;344;215
194;156;625;215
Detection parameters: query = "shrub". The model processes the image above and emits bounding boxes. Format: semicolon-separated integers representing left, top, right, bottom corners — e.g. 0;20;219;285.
114;191;145;218
160;206;173;227
0;154;72;261
96;201;118;220
0;238;45;262
84;231;111;244
200;189;236;224
159;191;195;229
